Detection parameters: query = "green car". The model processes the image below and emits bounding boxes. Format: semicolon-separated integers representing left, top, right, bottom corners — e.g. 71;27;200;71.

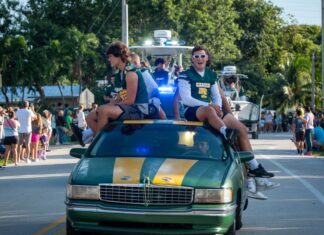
66;120;253;235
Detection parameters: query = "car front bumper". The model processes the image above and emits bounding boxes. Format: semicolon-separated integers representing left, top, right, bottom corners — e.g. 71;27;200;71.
66;201;236;234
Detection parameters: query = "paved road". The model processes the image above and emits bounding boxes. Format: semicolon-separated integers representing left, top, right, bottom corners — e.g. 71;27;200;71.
0;133;323;235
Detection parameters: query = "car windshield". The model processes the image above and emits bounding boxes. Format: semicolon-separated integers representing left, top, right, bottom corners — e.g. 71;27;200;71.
88;123;228;160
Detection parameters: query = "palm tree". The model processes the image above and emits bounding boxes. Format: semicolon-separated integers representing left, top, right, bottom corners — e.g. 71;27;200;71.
272;54;312;111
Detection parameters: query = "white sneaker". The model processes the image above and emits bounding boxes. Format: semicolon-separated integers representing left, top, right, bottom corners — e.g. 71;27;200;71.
247;178;256;193
255;177;280;192
26;159;31;164
82;128;93;142
247;178;268;200
247;190;268;200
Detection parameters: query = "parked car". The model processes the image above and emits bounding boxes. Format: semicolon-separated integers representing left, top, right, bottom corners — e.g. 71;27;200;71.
65;120;253;235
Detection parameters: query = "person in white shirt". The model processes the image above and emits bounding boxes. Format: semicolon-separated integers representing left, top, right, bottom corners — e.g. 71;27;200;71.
16;101;35;163
76;105;87;131
304;106;315;156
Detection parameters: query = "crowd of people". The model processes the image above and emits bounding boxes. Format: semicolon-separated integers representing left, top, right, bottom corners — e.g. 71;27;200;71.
0;101;98;168
259;106;324;156
291;106;324;156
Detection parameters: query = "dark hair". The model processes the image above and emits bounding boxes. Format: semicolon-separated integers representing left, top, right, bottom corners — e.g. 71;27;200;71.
23;100;29;108
8;110;15;118
296;109;302;116
305;106;311;112
191;45;211;66
155;58;165;66
106;41;131;63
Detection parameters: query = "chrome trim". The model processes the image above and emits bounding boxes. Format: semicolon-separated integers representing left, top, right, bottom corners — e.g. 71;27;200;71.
99;183;194;206
66;203;236;216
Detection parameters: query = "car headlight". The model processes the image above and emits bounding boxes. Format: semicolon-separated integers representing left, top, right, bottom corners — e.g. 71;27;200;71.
194;188;233;203
66;184;99;200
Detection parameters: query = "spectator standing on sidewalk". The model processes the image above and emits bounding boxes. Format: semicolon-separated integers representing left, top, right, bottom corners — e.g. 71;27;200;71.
16;101;35;163
304;106;315;156
264;111;273;132
1;108;20;167
42;110;52;151
292;109;306;155
55;110;67;145
275;112;283;132
65;110;73;142
76;105;87;131
0;107;5;143
31;113;42;161
38;127;49;160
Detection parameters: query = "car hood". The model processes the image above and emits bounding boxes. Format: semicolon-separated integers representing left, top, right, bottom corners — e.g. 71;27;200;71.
72;157;230;188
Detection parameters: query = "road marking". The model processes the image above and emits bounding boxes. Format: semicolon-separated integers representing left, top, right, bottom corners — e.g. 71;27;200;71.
0;212;63;219
33;215;65;235
259;154;324;206
0;173;69;180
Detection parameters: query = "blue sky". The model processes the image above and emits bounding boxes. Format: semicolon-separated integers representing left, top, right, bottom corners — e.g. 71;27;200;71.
269;0;321;25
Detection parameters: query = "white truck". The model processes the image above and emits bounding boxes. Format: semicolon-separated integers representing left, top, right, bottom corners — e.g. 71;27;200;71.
219;66;262;139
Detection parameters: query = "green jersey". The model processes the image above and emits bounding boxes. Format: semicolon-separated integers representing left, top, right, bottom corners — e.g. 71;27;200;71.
178;66;218;103
114;63;148;105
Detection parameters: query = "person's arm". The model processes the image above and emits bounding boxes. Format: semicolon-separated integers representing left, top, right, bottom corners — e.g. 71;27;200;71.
219;85;232;114
210;83;222;108
173;89;181;120
291;121;296;133
119;71;138;105
178;79;209;107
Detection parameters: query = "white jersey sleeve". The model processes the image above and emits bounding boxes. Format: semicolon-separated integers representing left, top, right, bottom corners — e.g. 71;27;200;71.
210;83;222;108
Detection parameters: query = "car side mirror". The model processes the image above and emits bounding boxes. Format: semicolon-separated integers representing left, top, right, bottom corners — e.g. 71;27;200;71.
70;148;87;159
235;151;254;162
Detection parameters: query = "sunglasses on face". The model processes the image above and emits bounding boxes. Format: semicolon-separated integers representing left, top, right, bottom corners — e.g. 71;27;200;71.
192;54;208;59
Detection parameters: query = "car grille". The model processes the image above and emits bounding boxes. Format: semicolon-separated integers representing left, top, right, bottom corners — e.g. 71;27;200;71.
100;184;193;205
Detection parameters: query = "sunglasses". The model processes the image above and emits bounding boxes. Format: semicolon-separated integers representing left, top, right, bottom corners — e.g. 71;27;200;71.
192;54;208;59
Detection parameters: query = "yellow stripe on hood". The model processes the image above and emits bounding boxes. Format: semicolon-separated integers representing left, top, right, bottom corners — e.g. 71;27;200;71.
153;159;197;186
113;158;145;183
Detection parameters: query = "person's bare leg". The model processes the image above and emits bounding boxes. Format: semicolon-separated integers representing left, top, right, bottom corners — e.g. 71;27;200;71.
196;106;225;130
223;114;252;151
17;144;22;161
159;108;167;120
3;145;11;166
13;144;18;165
26;144;31;161
96;105;123;133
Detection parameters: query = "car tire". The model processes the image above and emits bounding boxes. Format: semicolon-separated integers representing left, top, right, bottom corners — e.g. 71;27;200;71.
235;197;243;230
243;198;248;211
66;219;81;235
252;132;258;139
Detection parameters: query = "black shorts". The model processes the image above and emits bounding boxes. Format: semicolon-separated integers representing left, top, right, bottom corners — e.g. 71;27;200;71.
184;106;229;121
184;107;200;121
4;136;18;145
116;104;144;121
295;131;305;141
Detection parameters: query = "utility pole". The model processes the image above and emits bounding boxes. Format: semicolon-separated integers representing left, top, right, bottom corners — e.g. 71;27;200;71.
122;0;128;46
322;0;324;111
312;53;315;112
